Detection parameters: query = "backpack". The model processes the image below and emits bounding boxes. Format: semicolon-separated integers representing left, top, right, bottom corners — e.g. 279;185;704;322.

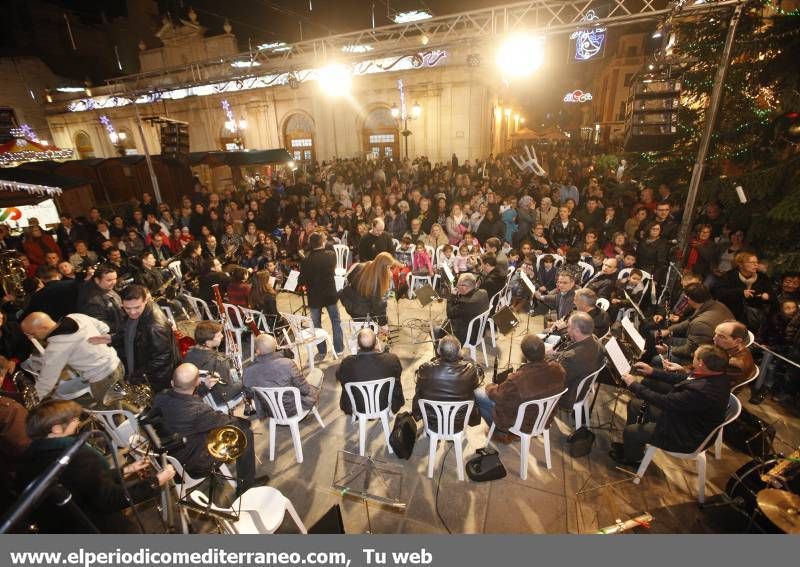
465;447;507;482
388;411;418;459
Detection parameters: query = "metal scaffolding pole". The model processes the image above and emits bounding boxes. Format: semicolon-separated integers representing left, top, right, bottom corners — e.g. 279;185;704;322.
676;1;745;260
133;103;163;205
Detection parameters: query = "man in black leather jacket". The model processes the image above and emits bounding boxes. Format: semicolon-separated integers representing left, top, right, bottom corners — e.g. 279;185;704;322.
412;335;483;430
118;284;179;393
444;273;489;345
77;264;124;337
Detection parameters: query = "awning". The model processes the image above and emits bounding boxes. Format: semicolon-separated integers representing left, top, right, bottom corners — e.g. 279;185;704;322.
0;168;92;206
187;149;293;167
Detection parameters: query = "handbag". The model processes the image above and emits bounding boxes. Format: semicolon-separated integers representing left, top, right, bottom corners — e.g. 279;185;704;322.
466;447;507;482
389;411;418;459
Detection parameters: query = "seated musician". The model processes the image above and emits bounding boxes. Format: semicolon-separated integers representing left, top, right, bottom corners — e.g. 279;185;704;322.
243;335;321;419
548;312;605;410
335;328;404;415
534;271;577;334
474;334;565;443
586;258;619;300
639;272;703;360
412;335;483;428
438;273;489;345
574;288;610;338
17;400;175;533
133;251;165;295
712;320;756;389
152;363;266;498
182;321;245;405
610;345;733;466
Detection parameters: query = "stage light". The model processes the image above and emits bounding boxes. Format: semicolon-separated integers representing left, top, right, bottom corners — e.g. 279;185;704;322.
496;35;545;79
318;64;351;96
393;10;432;24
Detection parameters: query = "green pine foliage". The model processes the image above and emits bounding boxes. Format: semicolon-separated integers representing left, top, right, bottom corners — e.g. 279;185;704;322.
628;1;800;269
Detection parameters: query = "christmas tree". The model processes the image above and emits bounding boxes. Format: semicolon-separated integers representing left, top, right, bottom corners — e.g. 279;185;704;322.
629;0;800;270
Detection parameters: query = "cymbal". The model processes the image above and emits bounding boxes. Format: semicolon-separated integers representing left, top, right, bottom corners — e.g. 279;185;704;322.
206;425;247;463
757;488;800;534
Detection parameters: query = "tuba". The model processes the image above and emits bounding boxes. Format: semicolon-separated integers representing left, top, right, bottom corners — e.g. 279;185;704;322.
11;369;40;409
0;251;27;306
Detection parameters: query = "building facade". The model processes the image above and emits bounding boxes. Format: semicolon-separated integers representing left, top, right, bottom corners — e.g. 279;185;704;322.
44;16;506;179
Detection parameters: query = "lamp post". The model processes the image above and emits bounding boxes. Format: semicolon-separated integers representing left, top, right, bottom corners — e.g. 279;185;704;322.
390;80;421;160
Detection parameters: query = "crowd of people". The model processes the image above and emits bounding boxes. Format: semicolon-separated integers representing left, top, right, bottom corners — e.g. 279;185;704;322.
0;147;798;532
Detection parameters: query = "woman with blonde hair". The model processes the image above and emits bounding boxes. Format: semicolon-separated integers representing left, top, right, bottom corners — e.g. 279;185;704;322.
341;251;400;328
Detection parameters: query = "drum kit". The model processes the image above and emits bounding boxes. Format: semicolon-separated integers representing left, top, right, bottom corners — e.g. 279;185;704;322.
724;449;800;533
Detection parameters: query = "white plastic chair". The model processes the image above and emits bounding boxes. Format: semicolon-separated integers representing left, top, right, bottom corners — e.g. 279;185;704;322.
160;305;176;326
485;290;505;348
281;312;338;370
185;294;216;321
634;394;742;503
189;486;306;534
731;365;759;395
345;377;396;456
463;309;491;366
167;260;183;282
536;253;564;272
434;244;447;267
251;386;325;464
572;365;606;429
596;298;610;312
577;261;595;284
203;391;245;414
238;306;270;334
745;330;755;347
419;399;474;481
340;230;349;247
87;409;139;456
333;243;350;277
223;302;252;363
618;267;653;283
392;238;400;250
486;388;567;479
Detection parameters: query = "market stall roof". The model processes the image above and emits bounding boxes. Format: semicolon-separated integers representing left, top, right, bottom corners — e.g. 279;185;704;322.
187;149;293;167
0;136;74;167
0;168;92;206
510;127;539;140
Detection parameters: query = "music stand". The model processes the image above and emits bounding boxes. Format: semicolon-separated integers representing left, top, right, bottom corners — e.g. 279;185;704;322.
588;337;630;433
332;450;406;533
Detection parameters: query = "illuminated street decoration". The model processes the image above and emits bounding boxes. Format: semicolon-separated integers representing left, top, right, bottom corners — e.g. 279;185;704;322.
563;90;593;103
570;10;606;61
65;50;448;112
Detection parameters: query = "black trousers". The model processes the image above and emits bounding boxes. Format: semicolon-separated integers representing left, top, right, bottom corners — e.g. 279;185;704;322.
622;398;660;462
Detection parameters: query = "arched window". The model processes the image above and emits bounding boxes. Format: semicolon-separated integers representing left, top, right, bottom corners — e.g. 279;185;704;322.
363;107;398;159
74;131;95;159
283;113;315;163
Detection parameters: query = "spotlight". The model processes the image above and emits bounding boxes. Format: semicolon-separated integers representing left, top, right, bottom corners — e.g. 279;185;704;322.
467;54;481;67
318;64;351;96
496;34;545;79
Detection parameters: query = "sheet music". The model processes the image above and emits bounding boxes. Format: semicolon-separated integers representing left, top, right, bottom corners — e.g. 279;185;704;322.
283;270;300;292
605;337;632;376
441;263;455;285
621;317;646;353
520;271;537;295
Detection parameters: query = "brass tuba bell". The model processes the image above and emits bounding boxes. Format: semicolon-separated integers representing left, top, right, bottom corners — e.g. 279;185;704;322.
205;425;247;463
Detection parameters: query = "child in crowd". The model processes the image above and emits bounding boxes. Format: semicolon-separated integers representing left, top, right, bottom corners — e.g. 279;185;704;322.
395;236;414;268
537;254;558;293
412;240;433;276
507;249;520;269
454;243;470;273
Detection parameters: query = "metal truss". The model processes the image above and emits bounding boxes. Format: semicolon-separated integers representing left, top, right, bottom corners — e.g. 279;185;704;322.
101;0;741;99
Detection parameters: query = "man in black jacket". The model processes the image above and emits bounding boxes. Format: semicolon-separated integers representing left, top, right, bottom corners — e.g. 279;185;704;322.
412;335;483;430
22;266;81;322
574;288;610;338
76;264;125;338
444;273;489;346
118;284;179;393
478;253;506;307
298;232;344;359
152;363;265;498
358;218;395;261
586;257;619;300
611;344;732;465
335;328;404;415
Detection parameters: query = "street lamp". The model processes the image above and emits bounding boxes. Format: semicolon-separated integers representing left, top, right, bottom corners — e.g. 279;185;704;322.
225;117;248;150
390;90;422;159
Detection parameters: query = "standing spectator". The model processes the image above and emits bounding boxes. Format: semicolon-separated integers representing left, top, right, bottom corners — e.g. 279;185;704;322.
298;232;344;360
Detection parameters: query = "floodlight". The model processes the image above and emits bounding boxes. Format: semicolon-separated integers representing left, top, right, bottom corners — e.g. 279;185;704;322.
318;64;352;96
496;35;545;79
393;10;432;24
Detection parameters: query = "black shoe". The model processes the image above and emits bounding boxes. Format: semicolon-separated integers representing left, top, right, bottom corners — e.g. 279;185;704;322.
749;388;770;405
236;474;270;496
608;445;640;468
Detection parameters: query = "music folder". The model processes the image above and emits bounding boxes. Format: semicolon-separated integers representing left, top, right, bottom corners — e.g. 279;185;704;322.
414;284;438;307
492;306;519;335
604;336;632;379
620;318;645;358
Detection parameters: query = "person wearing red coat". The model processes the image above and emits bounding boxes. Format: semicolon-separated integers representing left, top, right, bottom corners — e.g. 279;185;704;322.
22;226;60;271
